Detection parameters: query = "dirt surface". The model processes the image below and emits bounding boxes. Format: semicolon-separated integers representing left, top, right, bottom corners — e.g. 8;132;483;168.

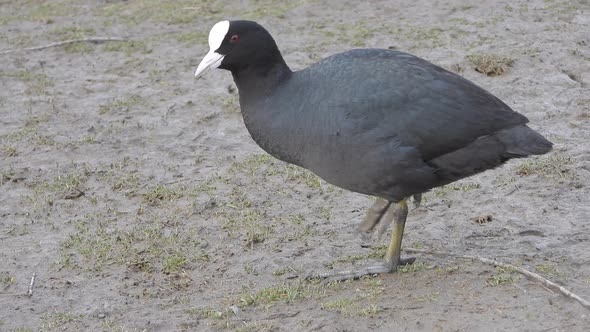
1;0;590;331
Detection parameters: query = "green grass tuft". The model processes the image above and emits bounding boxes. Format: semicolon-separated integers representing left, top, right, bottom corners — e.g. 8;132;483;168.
99;94;146;114
485;266;519;286
143;185;182;205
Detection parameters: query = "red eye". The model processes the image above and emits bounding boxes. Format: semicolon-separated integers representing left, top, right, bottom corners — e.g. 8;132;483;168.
230;35;239;43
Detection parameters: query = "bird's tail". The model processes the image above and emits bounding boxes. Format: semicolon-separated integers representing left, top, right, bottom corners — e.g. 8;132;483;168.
496;125;553;157
429;125;552;186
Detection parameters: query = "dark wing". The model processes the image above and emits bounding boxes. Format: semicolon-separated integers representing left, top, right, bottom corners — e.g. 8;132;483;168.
309;49;528;161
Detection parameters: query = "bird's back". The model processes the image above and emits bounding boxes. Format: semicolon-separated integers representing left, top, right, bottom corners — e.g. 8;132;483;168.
242;48;551;200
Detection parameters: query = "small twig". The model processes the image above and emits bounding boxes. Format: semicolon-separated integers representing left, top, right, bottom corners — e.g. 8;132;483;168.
404;247;590;310
0;37;127;55
504;185;520;196
27;272;36;297
539;323;577;332
164;177;199;186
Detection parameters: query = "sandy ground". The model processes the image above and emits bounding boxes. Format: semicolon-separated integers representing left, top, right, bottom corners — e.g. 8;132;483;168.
1;0;589;331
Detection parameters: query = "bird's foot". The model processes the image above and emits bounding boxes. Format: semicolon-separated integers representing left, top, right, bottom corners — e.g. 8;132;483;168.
307;257;416;282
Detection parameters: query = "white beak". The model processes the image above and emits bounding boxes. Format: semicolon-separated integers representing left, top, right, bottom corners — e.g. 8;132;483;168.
194;50;225;78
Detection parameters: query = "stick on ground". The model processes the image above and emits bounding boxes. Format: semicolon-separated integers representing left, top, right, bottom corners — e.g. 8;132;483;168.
0;37;127;55
27;272;36;297
404;248;590;310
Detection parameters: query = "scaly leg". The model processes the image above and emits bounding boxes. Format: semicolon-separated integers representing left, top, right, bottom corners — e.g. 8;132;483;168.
358;198;391;233
412;193;422;208
311;199;415;281
383;199;410;271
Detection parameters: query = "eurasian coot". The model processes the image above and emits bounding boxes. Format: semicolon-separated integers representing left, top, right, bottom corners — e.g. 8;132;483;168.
194;20;553;280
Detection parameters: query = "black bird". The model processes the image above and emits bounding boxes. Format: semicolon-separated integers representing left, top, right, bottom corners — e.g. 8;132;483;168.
194;20;553;280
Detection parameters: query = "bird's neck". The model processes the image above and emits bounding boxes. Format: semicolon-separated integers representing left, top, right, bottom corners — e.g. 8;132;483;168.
231;60;292;105
230;59;302;166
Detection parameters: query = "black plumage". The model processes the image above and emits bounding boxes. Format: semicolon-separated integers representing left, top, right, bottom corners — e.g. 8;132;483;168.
195;20;552;279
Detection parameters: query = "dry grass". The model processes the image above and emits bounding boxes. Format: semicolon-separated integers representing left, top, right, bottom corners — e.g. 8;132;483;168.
515;153;574;179
466;54;514;76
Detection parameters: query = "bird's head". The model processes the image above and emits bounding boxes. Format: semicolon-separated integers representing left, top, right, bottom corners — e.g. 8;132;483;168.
194;20;282;78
